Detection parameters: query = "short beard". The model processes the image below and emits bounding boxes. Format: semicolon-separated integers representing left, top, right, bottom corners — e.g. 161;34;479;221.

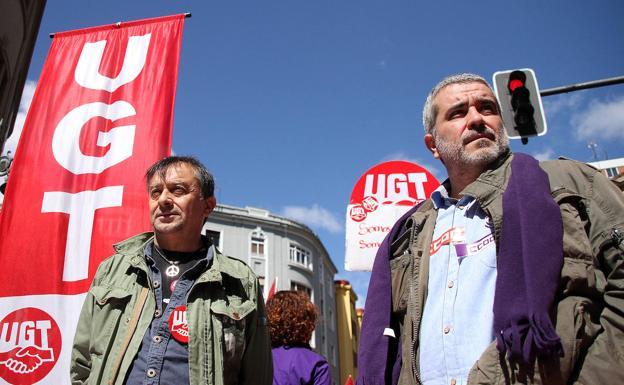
435;127;509;167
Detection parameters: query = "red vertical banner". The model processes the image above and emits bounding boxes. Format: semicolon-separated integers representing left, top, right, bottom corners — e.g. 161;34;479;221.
0;14;185;384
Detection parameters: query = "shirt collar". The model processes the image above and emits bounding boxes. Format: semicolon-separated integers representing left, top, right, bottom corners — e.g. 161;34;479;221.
431;183;475;210
143;236;214;270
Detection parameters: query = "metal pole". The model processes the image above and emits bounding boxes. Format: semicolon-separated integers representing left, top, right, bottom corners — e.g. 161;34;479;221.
540;75;624;96
49;12;192;38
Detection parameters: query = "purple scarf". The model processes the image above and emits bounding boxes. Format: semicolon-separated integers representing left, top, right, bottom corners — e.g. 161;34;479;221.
357;153;563;385
357;203;423;385
494;153;563;362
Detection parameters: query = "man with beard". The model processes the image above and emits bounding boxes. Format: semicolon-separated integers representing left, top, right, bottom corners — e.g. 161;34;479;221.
71;156;272;385
357;74;624;385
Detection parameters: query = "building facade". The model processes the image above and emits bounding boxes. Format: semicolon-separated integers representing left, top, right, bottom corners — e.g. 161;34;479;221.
204;204;339;384
589;157;624;191
0;0;46;153
335;280;361;385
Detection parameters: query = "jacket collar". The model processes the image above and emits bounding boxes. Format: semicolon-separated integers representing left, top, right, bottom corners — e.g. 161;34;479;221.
113;232;247;284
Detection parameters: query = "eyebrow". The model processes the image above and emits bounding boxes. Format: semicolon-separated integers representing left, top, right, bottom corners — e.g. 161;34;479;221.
148;180;190;190
447;96;497;112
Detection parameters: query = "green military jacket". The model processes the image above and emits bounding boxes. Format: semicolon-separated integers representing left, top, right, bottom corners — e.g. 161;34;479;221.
70;232;272;385
392;153;624;384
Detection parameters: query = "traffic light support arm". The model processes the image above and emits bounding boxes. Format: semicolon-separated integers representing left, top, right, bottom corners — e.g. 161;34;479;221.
540;75;624;97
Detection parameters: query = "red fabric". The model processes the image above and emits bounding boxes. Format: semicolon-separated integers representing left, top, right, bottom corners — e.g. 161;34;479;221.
267;277;278;301
0;14;184;385
0;15;184;296
345;375;355;385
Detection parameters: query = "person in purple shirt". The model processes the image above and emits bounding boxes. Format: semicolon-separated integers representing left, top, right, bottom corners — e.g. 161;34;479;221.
266;290;331;385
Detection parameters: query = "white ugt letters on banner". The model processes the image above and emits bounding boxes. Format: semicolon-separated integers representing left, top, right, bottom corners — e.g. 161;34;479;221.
0;15;182;385
42;34;149;282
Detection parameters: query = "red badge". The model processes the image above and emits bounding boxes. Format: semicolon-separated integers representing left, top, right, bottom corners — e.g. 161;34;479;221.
170;280;178;292
168;305;189;343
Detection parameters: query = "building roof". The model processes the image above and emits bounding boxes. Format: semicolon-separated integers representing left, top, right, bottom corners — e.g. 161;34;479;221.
209;203;339;273
587;157;624;170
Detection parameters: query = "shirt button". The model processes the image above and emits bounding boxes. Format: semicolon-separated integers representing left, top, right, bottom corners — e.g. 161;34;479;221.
147;368;157;378
443;326;451;334
447;281;454;288
154;309;162;318
153;281;160;288
450;378;457;385
153;335;162;343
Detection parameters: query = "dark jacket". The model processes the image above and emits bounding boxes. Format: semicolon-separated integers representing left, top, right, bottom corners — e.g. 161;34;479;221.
358;153;624;385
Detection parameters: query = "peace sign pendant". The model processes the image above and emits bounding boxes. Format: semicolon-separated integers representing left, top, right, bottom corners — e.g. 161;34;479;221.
166;265;180;277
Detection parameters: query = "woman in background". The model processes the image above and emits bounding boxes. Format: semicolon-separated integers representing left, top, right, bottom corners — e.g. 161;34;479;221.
266;290;331;385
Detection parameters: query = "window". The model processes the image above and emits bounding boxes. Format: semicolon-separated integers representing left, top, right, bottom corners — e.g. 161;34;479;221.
205;229;221;249
289;244;311;268
606;167;619;178
250;228;266;258
291;281;312;297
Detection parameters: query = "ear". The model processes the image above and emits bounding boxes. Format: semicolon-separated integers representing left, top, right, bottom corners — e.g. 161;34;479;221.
203;196;217;218
424;134;440;159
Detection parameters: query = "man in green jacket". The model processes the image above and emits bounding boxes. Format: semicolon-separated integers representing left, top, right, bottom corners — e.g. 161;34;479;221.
357;74;624;385
70;156;272;385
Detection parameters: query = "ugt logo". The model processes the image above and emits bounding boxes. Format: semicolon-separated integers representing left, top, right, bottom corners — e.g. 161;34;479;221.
0;308;61;385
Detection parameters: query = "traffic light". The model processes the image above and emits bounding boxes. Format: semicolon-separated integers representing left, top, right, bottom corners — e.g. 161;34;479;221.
492;68;547;144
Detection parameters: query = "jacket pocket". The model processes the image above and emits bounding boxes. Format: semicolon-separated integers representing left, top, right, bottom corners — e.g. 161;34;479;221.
211;298;255;380
544;296;600;383
553;189;593;262
390;250;411;314
88;285;132;357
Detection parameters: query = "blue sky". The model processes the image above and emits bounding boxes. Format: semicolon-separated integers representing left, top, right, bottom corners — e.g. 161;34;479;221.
3;0;624;306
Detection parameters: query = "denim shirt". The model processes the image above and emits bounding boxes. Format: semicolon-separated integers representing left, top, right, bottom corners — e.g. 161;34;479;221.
419;186;497;385
125;241;214;385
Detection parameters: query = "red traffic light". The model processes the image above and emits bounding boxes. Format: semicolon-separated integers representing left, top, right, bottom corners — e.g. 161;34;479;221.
508;79;524;92
492;68;547;143
507;70;528;92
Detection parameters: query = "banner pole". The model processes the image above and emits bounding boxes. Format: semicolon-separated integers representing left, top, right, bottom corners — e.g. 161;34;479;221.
49;12;192;38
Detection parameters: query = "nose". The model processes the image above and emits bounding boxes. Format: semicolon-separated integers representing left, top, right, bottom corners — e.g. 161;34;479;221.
466;106;485;131
157;189;173;206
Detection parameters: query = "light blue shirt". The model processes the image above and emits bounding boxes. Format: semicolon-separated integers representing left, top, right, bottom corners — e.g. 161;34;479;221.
419;185;497;385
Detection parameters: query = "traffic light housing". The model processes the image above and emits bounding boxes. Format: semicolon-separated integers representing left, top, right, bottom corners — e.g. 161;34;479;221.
492;69;547;144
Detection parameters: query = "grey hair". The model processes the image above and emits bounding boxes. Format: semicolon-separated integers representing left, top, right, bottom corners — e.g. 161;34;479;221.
145;155;215;198
422;73;496;135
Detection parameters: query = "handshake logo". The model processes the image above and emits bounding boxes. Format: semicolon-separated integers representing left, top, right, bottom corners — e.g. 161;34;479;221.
0;308;61;385
0;345;54;374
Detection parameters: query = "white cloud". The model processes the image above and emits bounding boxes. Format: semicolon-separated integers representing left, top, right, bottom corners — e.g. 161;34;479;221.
380;151;420;165
281;204;343;234
571;96;624;140
542;93;583;117
380;151;445;181
532;147;555;161
3;80;37;156
572;96;624;141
